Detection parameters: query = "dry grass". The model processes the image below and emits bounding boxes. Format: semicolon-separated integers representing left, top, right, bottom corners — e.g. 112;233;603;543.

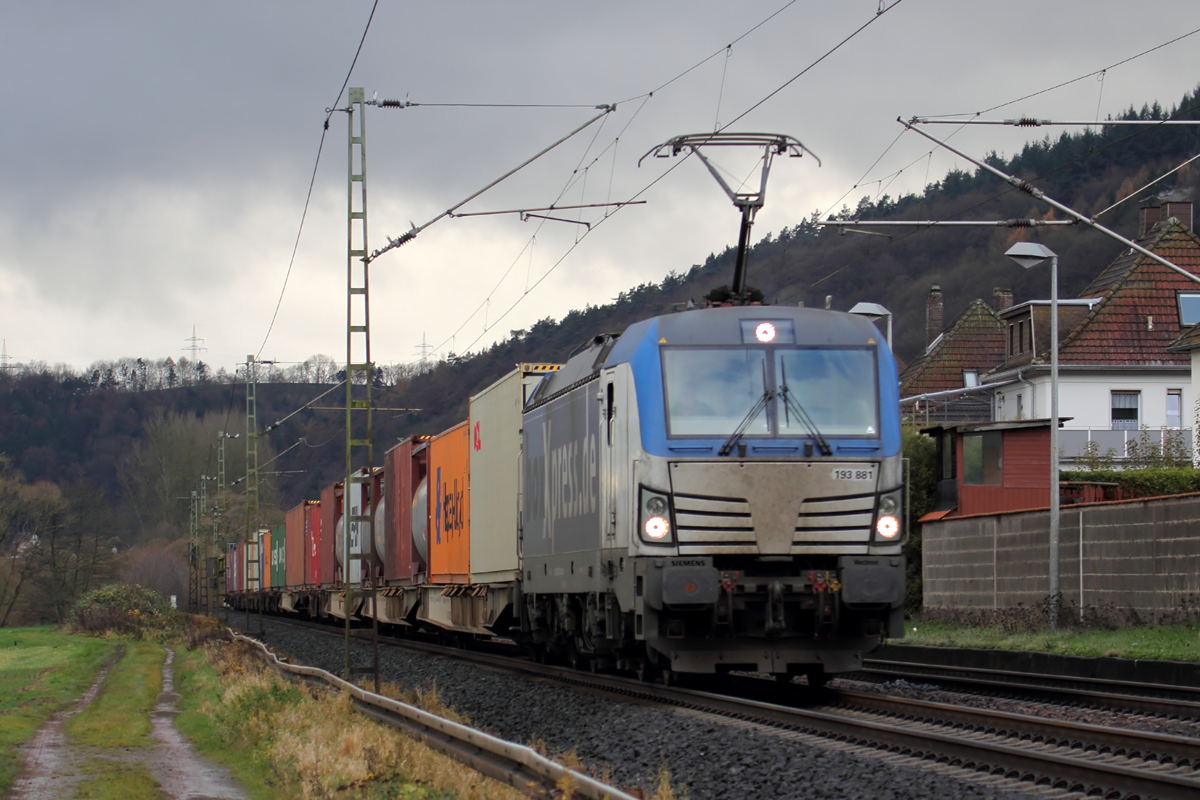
528;738;689;800
199;641;527;800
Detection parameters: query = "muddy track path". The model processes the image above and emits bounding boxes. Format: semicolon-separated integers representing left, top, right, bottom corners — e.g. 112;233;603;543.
11;646;247;800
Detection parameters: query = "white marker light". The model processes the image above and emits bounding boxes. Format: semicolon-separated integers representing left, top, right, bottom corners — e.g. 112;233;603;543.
876;515;900;539
755;322;776;343
644;516;670;540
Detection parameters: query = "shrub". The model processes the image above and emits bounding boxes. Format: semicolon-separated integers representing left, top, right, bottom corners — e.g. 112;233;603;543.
70;583;173;636
1060;467;1200;499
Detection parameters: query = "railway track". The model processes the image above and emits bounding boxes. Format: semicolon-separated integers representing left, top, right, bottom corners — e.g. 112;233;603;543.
858;657;1200;719
236;615;1200;799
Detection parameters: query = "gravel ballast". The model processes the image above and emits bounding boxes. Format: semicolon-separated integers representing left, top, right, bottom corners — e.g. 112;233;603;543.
229;614;1045;800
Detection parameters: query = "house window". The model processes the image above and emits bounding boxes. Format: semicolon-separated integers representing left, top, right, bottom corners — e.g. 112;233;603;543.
1167;390;1182;428
1008;324;1015;356
963;431;1002;485
1178;292;1200;326
963;369;979;388
1111;391;1140;431
1018;320;1026;353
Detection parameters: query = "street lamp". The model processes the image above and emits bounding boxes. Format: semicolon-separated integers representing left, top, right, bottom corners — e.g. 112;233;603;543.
1005;241;1060;629
848;302;893;348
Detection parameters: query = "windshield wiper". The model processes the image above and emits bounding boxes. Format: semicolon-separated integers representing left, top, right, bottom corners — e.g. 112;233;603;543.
719;361;771;457
779;362;833;456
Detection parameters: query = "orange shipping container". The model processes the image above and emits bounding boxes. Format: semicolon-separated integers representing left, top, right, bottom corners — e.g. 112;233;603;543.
285;502;307;588
260;528;271;589
429;421;470;583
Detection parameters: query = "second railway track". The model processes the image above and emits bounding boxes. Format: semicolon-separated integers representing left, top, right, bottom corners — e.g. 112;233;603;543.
858;657;1200;720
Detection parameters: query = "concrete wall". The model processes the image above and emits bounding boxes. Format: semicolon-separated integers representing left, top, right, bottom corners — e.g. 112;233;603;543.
923;493;1200;620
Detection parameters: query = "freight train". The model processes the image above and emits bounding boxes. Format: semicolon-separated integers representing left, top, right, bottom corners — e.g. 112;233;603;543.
226;303;906;685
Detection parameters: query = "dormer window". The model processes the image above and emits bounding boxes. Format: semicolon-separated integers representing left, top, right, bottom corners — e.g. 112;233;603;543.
1178;291;1200;325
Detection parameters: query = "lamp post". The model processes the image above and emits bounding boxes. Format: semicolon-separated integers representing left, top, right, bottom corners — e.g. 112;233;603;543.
1005;242;1060;629
848;302;894;348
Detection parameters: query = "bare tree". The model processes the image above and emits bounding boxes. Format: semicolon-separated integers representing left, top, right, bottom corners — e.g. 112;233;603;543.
27;480;119;624
0;461;64;627
118;410;275;544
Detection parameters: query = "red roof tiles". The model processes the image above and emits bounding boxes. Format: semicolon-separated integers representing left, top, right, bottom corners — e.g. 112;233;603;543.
900;299;1006;396
1057;221;1200;367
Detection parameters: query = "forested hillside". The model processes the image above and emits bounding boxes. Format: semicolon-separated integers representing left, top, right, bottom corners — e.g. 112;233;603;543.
2;82;1198;623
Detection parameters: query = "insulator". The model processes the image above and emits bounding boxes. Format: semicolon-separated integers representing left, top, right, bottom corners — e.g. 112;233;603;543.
1017;117;1041;127
1017;181;1035;195
1010;219;1033;228
380;98;405;108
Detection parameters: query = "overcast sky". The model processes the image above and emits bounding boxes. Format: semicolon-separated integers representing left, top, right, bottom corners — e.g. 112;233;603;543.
2;1;1198;373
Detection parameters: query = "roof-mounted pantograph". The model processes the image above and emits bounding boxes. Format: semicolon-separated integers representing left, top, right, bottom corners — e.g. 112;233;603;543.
640;132;819;304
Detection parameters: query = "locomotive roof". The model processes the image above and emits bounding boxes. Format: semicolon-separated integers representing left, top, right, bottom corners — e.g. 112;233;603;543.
606;305;882;363
526;305;885;410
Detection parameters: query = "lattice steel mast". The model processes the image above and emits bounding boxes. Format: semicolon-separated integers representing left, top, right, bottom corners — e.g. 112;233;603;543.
343;88;379;688
187;489;199;612
245;356;264;636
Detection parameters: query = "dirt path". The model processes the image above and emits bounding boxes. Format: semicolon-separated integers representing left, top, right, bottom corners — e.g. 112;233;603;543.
9;646;125;800
10;646;248;800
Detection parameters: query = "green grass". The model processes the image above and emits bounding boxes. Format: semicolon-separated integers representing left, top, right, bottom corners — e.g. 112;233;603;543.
172;646;291;800
906;619;1200;661
173;645;483;800
0;627;116;795
67;642;164;748
74;759;170;800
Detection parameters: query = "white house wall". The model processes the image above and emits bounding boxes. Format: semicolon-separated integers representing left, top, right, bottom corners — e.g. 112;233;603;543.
993;371;1191;430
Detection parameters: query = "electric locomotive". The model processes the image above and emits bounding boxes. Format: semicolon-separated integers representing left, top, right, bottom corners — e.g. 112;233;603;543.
518;303;904;683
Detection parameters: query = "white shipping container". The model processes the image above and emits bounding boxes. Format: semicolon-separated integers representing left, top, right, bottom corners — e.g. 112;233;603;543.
469;364;559;583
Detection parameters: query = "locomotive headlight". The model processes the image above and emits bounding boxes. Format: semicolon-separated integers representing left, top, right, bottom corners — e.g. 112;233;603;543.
876;515;900;539
639;487;674;545
873;488;904;542
754;321;777;343
644;516;670;539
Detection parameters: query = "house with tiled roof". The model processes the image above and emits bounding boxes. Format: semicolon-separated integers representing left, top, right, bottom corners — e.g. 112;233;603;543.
899;286;1010;422
985;196;1200;464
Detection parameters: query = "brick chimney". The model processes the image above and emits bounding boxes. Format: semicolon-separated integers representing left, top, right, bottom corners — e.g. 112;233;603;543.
992;287;1013;313
1140;190;1193;237
926;285;944;347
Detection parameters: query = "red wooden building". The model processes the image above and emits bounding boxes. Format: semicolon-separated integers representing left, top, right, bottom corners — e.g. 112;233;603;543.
920;419;1059;520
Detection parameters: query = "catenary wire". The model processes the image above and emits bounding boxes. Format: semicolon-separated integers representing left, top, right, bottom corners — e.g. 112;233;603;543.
917;25;1200;119
255;0;380;360
818;24;1200;236
616;0;799;105
785;99;1200;301
412;1;806;360
456;6;901;354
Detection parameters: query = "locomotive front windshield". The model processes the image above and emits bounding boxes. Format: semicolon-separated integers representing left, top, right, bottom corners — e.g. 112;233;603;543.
662;346;879;439
662;348;770;437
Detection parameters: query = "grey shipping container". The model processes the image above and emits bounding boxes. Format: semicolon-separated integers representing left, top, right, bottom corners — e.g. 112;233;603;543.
468;363;559;583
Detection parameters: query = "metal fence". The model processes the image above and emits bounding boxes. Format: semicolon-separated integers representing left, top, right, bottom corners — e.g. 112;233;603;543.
1058;428;1193;462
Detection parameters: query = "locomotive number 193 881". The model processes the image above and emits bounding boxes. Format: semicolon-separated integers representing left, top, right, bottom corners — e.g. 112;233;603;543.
831;467;875;482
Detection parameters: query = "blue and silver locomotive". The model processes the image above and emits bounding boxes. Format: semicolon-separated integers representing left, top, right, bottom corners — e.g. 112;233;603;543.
519;303;905;684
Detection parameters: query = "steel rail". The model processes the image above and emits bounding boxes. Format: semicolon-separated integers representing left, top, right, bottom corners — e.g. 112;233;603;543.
828;689;1200;766
246;617;1200;799
860;659;1200;718
228;630;639;800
